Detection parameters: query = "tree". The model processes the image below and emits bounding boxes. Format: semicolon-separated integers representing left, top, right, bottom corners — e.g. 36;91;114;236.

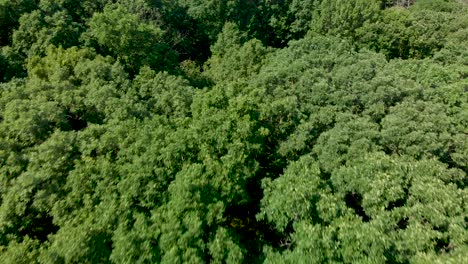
84;4;177;75
260;153;467;263
357;0;467;59
0;0;38;47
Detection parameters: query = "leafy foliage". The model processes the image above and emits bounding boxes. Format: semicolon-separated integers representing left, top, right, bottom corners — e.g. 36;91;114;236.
0;0;467;263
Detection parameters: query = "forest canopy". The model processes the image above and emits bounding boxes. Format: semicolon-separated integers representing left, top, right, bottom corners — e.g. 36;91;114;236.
0;0;467;263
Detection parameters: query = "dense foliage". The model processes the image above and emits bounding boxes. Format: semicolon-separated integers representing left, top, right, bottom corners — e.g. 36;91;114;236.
0;0;467;263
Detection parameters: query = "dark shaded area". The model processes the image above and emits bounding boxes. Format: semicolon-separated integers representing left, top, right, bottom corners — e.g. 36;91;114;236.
224;203;288;263
396;217;409;230
345;192;370;222
384;244;411;264
18;206;59;243
159;5;213;63
0;0;39;46
386;188;409;211
85;231;113;264
435;237;453;253
65;114;88;131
